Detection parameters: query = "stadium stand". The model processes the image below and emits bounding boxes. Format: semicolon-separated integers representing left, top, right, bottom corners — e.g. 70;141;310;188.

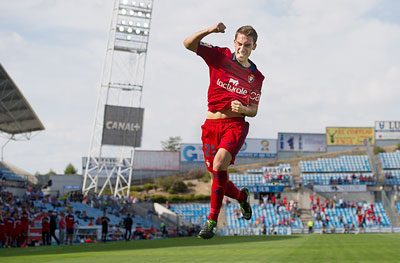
383;170;400;185
379;150;400;169
0;164;27;182
30;197;156;229
379;151;400;185
301;173;374;185
225;203;303;230
170;203;210;226
300;155;371;173
230;164;293;190
312;202;390;230
300;155;375;186
0;188;161;247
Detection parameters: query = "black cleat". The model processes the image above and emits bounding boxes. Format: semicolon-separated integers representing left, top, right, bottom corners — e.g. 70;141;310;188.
198;219;217;239
240;188;252;220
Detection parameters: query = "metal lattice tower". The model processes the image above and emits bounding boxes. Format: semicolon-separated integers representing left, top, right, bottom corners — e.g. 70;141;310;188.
83;0;154;197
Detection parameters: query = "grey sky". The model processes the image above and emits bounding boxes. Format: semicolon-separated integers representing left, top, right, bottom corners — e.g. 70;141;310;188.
0;0;399;174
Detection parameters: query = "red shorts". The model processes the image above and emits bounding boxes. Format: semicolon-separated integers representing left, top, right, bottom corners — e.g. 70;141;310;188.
201;117;249;172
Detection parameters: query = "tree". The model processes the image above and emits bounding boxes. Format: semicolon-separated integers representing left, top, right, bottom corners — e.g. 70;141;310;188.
161;136;182;151
47;169;56;175
64;163;77;174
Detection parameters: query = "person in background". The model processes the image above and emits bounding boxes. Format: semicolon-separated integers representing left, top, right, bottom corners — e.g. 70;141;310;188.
0;213;6;248
101;211;110;243
41;212;51;245
58;211;66;245
123;213;133;241
5;211;14;248
20;207;30;248
13;212;22;247
65;209;75;245
49;210;60;245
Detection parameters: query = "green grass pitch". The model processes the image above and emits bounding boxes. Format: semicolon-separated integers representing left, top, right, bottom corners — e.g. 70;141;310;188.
1;234;400;263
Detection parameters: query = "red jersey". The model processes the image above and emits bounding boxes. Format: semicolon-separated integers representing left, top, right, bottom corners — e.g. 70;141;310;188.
197;42;264;112
0;219;5;237
13;218;22;235
20;211;30;232
5;217;14;235
42;216;50;232
65;214;75;229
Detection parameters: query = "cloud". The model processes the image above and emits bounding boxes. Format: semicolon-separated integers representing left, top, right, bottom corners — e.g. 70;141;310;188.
0;0;400;174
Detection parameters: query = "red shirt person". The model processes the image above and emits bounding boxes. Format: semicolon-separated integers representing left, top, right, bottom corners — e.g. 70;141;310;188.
5;213;14;247
65;210;75;245
20;209;30;247
13;213;22;246
184;22;264;239
0;214;6;246
41;212;50;245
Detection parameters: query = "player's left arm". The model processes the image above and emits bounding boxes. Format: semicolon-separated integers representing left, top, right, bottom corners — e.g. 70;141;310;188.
231;100;258;117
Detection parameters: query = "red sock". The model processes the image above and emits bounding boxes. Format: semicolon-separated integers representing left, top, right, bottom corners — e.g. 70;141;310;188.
208;170;228;222
225;180;246;203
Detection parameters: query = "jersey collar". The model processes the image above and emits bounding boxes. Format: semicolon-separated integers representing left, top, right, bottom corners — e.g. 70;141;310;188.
232;52;257;72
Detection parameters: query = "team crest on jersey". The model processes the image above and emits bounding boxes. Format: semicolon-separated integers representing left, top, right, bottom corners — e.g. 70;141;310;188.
200;41;213;48
248;74;255;83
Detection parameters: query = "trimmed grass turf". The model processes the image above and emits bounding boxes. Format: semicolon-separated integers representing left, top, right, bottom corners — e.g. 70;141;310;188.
0;234;400;263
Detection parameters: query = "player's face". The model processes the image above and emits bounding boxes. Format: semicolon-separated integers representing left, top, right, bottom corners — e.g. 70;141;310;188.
234;33;257;64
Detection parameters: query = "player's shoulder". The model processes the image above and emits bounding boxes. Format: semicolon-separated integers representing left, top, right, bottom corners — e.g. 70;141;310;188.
251;65;265;83
248;59;265;80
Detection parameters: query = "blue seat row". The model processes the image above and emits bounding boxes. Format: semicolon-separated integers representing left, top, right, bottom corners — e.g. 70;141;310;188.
313;202;390;229
225;203;303;229
0;165;27;182
170;203;210;226
300;155;371;173
379;150;400;169
301;173;375;186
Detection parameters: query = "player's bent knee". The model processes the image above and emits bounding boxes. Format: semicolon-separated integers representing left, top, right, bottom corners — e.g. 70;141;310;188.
213;149;232;171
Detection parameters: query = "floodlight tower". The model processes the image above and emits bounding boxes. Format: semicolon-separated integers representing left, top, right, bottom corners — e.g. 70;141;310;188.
82;0;154;197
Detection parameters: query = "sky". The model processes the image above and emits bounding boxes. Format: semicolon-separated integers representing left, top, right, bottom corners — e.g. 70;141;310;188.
0;0;399;174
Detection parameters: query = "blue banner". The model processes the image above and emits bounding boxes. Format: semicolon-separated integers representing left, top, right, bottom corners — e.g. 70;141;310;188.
236;185;284;193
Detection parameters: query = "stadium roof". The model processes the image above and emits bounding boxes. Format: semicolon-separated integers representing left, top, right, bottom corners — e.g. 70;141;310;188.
0;63;44;135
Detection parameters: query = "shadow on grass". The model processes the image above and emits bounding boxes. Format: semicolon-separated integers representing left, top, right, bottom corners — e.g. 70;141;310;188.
0;235;299;258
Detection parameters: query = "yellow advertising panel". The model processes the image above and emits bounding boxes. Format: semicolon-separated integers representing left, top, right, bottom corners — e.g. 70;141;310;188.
326;127;375;145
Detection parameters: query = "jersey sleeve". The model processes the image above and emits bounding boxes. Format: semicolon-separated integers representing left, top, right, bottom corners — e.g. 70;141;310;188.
196;42;226;66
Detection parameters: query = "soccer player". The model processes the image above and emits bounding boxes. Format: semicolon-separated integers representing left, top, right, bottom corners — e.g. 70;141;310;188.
20;207;30;248
0;213;5;248
41;212;51;245
65;209;75;245
5;211;14;247
13;212;22;247
184;22;265;239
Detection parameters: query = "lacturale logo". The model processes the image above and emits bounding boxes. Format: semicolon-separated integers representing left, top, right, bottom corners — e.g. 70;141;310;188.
216;78;247;95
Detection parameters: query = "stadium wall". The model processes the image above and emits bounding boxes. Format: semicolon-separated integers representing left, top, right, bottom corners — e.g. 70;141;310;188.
277;151;325;160
42;174;83;195
375;140;400;147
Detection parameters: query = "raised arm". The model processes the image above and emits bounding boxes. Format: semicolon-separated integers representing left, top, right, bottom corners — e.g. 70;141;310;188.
183;22;226;53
